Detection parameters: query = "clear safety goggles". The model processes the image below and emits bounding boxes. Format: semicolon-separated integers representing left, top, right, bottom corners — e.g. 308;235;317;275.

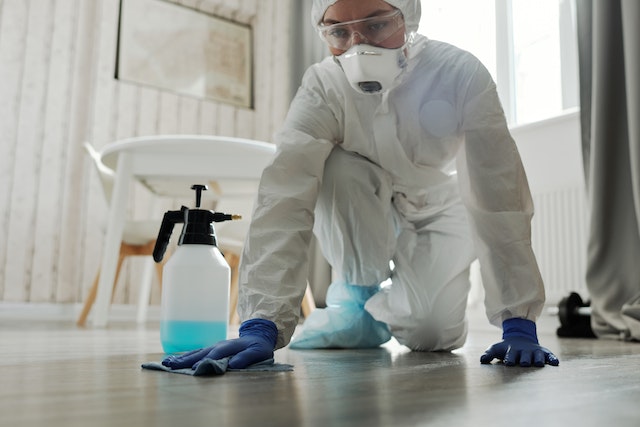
318;9;405;50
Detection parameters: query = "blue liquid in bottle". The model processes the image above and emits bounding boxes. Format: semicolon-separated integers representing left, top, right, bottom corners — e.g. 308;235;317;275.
161;320;227;354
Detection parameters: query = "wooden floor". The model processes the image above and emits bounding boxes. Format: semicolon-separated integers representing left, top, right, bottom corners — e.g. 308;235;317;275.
1;310;639;427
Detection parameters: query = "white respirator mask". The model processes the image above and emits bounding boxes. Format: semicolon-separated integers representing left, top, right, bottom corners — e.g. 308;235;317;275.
335;42;409;94
317;9;412;94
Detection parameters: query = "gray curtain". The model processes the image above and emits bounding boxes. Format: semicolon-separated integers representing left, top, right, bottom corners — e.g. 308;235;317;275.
289;1;330;100
577;0;640;339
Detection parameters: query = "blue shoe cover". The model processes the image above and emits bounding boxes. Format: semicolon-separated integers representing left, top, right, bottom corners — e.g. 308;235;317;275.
289;282;391;349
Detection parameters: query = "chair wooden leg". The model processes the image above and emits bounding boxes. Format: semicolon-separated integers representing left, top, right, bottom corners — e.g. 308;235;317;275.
154;261;164;292
226;252;241;325
76;270;100;327
302;282;316;318
77;245;127;327
111;249;127;303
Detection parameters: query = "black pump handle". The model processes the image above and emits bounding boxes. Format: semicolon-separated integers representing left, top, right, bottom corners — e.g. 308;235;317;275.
153;208;186;262
191;184;208;208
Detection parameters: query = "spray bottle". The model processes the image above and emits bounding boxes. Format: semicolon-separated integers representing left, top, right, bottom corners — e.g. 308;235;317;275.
153;184;240;354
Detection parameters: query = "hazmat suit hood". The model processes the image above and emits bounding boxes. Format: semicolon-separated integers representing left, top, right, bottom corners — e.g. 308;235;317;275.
311;0;421;34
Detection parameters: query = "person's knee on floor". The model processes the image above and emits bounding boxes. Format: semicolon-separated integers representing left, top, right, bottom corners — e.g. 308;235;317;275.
365;264;472;352
389;311;468;352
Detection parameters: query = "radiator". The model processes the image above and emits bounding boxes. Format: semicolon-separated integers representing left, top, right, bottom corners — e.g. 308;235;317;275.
531;186;589;304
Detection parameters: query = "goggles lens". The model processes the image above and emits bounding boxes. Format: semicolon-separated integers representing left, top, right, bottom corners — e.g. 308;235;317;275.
318;10;404;50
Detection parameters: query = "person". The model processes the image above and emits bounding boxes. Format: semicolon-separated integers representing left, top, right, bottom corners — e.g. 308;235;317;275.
162;0;559;371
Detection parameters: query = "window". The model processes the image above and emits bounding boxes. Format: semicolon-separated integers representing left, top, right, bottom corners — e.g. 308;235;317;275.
419;0;578;126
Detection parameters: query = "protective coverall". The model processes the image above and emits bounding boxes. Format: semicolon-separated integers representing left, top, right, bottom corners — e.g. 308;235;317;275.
238;0;546;351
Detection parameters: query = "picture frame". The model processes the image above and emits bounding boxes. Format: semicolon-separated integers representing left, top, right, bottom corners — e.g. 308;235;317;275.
116;0;253;108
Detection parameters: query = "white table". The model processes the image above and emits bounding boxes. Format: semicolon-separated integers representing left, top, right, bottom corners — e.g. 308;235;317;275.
92;135;275;327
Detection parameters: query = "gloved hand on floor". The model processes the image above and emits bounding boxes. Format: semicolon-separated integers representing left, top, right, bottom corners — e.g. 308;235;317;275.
161;318;278;370
289;282;391;349
480;318;560;367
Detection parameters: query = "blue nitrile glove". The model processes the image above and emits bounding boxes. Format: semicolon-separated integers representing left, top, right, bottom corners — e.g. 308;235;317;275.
480;318;559;367
162;318;278;370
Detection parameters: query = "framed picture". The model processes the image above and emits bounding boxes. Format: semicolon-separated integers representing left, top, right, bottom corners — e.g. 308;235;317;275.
116;0;253;108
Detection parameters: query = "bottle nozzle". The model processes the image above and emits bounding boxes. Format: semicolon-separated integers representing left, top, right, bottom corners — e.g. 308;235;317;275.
211;212;242;222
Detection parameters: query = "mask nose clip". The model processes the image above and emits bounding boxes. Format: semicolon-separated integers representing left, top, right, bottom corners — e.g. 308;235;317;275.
347;30;369;49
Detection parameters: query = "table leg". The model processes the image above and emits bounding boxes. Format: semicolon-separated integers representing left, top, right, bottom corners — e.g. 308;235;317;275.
136;257;155;324
92;153;132;327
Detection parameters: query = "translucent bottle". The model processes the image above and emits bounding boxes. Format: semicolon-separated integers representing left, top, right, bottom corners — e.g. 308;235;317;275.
153;185;240;354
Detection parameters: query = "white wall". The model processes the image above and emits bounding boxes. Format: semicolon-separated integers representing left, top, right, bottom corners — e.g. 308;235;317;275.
0;0;294;306
512;108;585;193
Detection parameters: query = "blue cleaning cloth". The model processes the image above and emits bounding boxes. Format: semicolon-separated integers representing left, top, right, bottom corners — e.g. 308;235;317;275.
141;357;293;376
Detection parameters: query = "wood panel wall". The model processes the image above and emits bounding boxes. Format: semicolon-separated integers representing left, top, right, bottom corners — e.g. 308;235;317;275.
0;0;294;306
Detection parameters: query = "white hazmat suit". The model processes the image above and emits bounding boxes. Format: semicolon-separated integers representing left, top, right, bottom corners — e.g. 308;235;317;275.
238;0;546;351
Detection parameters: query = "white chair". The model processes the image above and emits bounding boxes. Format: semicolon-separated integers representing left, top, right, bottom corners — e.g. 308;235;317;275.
77;142;166;326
